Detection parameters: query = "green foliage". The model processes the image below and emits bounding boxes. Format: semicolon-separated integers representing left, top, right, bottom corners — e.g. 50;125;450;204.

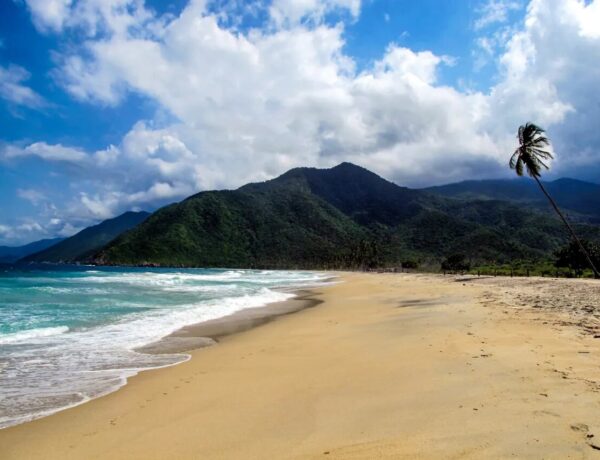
401;259;419;269
441;254;471;272
94;163;600;269
510;122;553;178
554;240;600;276
23;212;150;263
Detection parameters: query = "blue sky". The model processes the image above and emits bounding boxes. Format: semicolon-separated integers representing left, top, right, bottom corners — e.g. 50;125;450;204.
1;0;599;245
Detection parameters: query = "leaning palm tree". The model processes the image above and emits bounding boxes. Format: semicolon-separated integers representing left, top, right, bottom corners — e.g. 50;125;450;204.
510;122;599;279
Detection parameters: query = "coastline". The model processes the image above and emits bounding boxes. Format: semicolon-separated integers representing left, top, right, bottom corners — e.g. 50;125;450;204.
0;274;331;430
2;272;600;459
136;288;324;354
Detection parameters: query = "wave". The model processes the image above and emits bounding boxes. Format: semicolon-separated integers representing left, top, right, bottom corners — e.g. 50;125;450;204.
0;326;70;345
0;268;330;429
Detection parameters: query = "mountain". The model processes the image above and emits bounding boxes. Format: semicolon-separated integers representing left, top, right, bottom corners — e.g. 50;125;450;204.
22;211;150;263
424;178;600;223
0;238;65;263
239;162;429;226
95;163;600;268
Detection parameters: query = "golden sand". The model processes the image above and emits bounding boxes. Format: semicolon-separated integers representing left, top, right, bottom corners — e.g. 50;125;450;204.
2;273;600;459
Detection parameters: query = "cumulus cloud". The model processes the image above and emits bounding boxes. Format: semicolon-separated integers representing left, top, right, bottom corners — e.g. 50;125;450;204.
492;0;600;174
44;0;512;189
22;0;73;32
3;122;203;225
23;0;156;36
5;0;600;244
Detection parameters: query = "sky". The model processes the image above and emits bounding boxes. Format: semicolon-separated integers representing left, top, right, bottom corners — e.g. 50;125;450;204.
1;0;599;245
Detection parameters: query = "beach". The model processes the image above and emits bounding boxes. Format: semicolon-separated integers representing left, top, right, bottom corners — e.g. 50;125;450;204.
2;272;600;459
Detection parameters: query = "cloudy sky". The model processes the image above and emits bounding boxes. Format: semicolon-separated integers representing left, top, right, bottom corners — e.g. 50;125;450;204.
1;0;599;245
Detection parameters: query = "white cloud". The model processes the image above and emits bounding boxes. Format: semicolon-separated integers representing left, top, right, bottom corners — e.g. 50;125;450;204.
269;0;360;26
4;142;88;163
0;221;50;245
475;0;522;30
17;222;45;233
0;64;46;110
491;0;600;173
23;0;73;32
45;2;506;188
23;0;156;36
6;0;600;241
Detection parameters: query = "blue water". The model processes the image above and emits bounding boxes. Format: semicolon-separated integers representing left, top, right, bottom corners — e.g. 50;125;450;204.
0;265;327;428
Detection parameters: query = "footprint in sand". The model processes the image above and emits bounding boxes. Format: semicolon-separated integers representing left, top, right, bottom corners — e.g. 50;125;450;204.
570;424;600;450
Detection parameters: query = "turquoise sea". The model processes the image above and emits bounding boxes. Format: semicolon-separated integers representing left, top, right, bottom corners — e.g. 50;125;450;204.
0;265;326;429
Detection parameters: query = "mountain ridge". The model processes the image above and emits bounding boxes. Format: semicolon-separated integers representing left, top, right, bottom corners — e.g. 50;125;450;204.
424;177;600;223
22;211;150;263
0;238;65;263
93;163;600;268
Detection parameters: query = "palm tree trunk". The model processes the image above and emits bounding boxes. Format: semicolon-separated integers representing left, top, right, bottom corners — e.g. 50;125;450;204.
533;175;600;279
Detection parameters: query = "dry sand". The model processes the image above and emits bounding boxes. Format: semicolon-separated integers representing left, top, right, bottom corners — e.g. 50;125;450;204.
2;272;600;459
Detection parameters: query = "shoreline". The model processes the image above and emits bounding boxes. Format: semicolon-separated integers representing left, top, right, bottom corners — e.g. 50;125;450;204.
2;272;600;458
136;288;324;355
0;275;332;431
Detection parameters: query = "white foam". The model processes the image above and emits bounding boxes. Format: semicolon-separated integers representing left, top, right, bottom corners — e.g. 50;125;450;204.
0;269;330;429
0;326;70;345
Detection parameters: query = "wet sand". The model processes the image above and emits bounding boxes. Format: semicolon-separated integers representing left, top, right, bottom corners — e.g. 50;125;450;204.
136;289;322;354
2;273;600;459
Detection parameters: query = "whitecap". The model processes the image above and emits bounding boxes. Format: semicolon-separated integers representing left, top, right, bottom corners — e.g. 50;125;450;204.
0;326;70;345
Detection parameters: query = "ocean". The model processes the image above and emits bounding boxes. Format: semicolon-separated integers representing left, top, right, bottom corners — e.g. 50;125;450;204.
0;265;327;429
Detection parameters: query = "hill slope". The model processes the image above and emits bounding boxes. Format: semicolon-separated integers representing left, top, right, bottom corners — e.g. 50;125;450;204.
95;163;600;268
96;185;368;268
23;211;150;263
425;178;600;223
0;238;65;263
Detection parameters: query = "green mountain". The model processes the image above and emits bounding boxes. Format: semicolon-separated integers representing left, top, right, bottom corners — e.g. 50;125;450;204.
0;238;65;263
424;178;600;223
95;163;600;269
22;211;150;263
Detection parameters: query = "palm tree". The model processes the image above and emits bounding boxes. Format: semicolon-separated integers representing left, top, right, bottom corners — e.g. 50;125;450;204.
510;122;599;279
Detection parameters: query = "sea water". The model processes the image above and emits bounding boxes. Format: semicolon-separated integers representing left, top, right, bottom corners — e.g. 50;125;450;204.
0;265;327;429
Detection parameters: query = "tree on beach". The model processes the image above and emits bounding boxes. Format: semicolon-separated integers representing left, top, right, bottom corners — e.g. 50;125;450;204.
510;122;600;278
554;240;600;277
441;254;470;273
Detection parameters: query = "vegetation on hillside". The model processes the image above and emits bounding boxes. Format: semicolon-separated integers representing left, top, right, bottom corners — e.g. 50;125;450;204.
23;212;150;263
94;163;600;270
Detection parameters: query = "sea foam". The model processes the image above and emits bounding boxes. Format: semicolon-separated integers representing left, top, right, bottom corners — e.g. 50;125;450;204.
0;267;327;429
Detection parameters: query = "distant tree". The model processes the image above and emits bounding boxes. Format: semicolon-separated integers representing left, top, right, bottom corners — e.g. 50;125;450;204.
510;122;599;279
401;259;418;269
441;254;470;272
555;240;600;277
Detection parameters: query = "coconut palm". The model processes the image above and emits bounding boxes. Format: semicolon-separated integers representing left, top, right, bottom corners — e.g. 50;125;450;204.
510;122;599;279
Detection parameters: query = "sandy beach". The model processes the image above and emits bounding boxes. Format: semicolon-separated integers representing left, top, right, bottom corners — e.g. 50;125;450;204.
2;272;600;459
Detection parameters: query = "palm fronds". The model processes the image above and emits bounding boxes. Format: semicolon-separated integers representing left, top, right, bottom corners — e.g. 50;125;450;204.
510;122;553;178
